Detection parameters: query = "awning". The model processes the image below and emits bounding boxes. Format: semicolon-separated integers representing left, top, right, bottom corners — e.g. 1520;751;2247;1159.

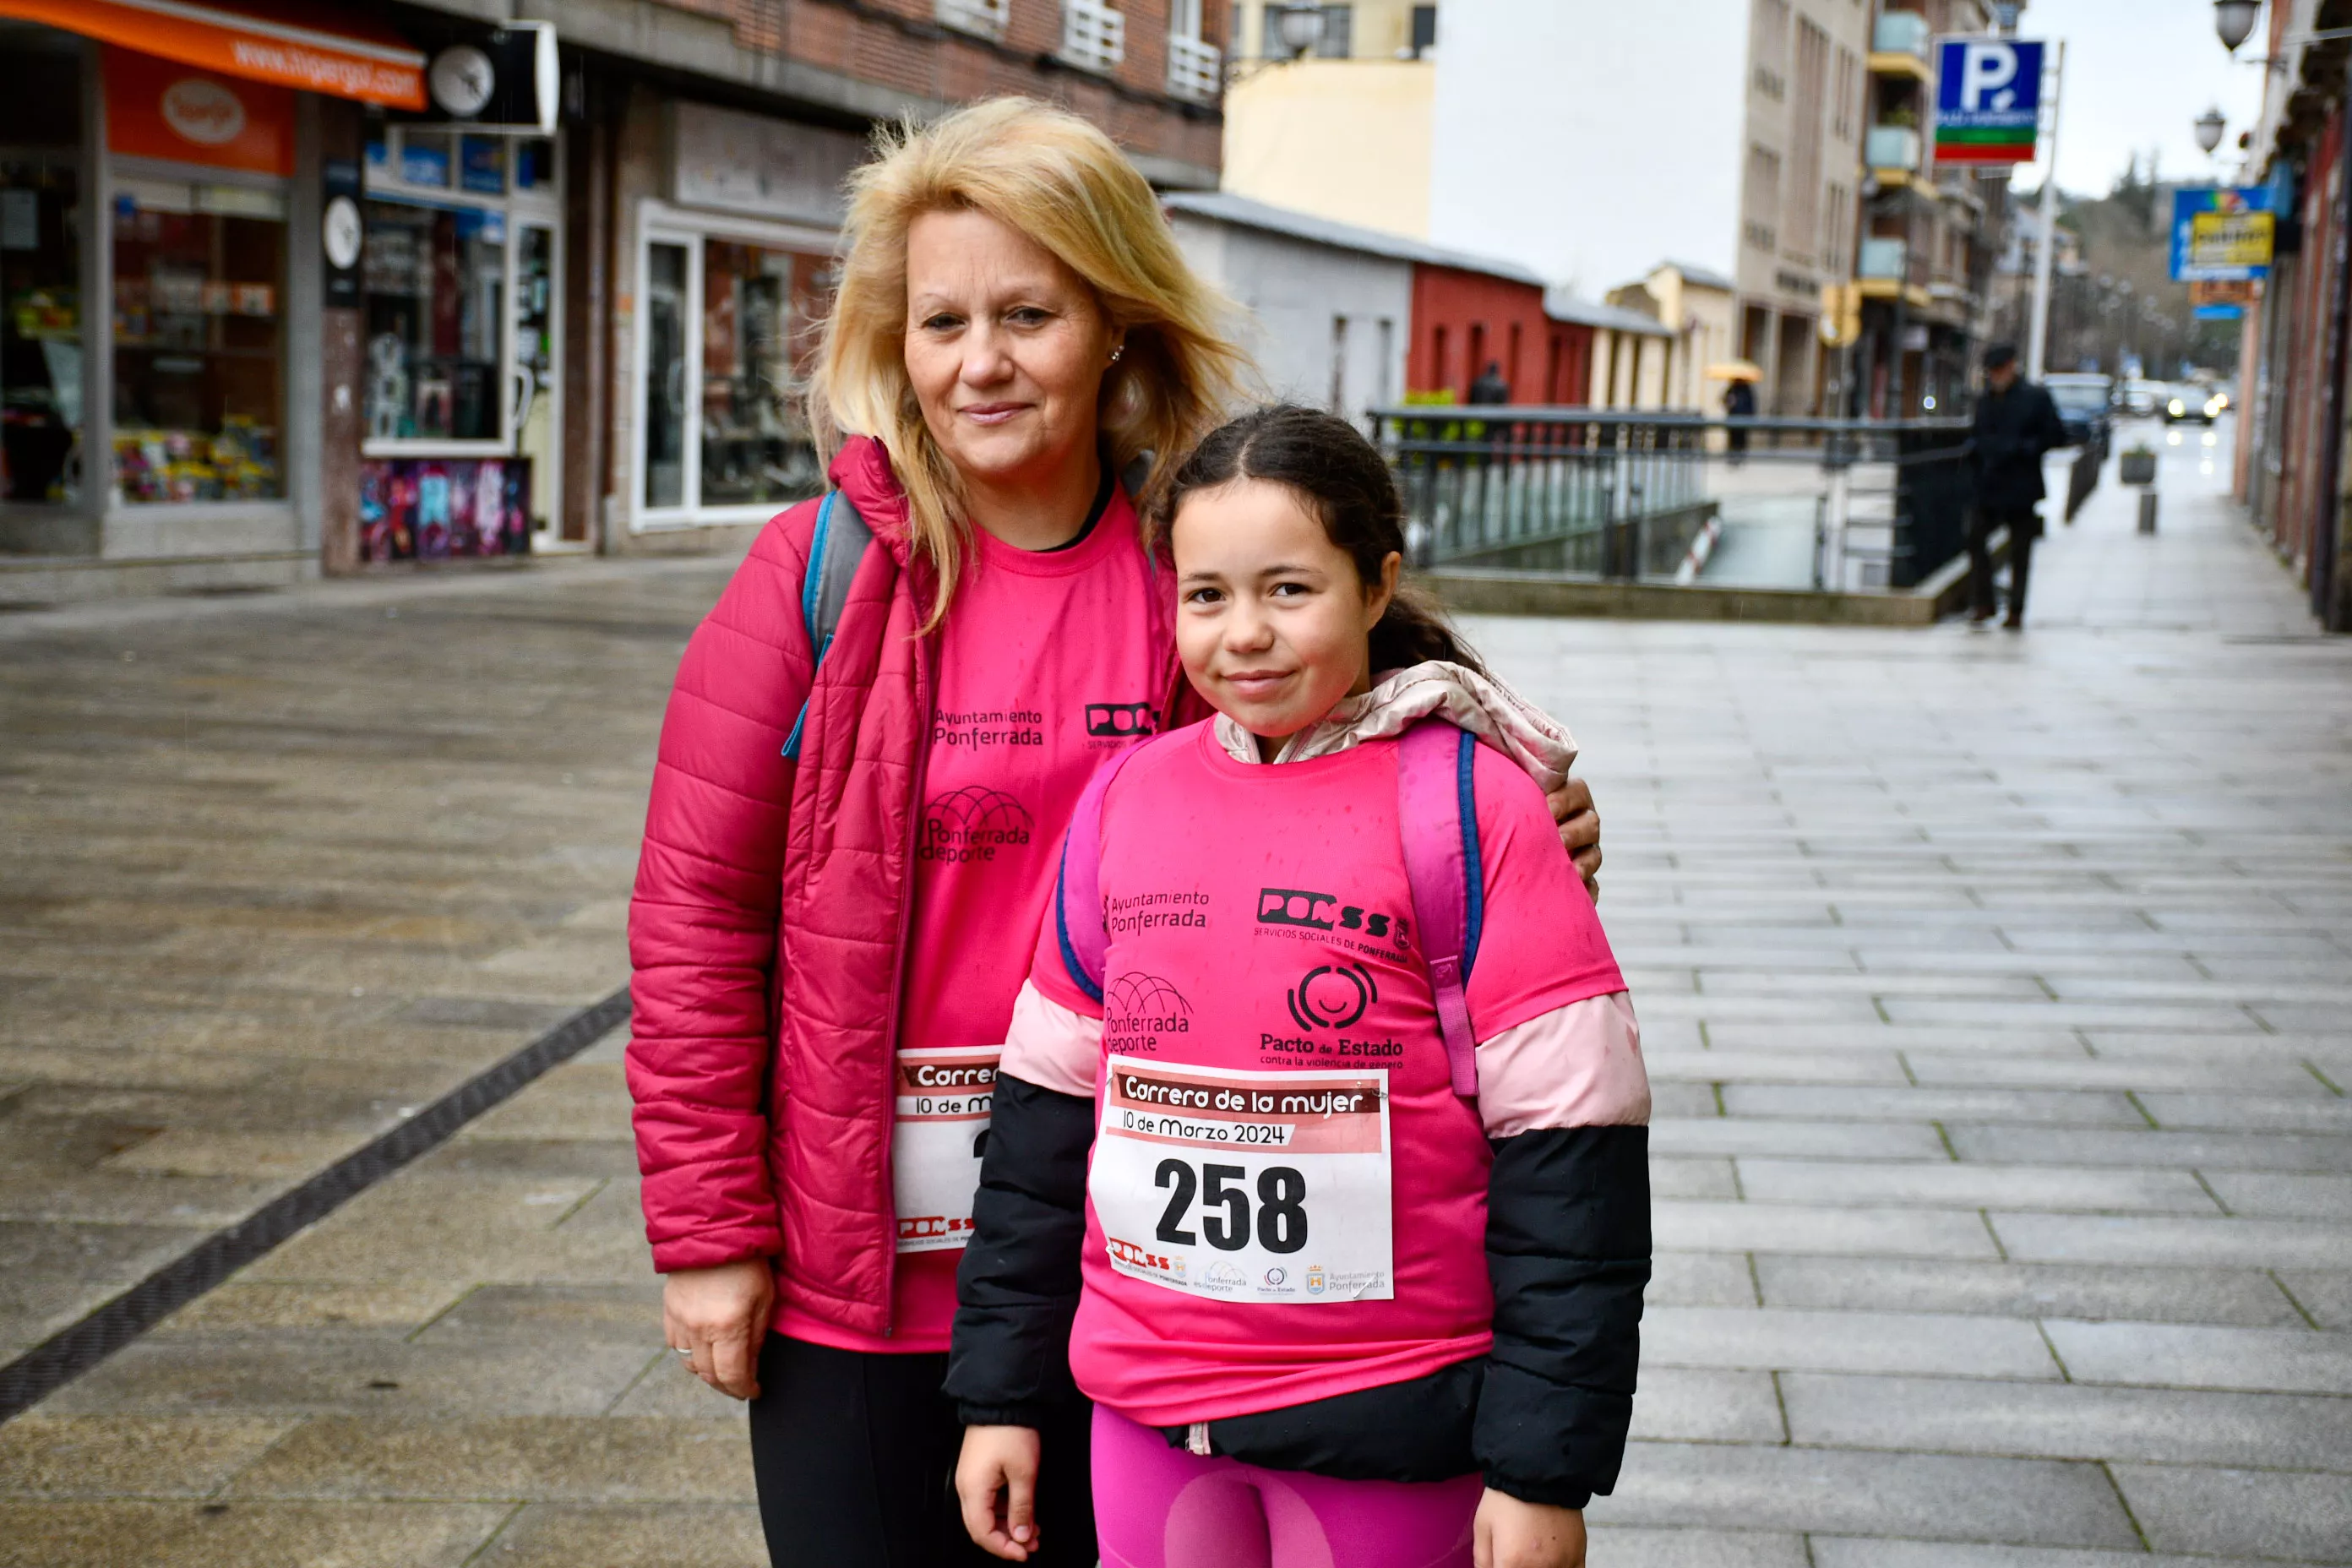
0;0;425;108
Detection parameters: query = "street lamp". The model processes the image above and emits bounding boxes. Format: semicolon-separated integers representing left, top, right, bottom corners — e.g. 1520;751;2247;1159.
2195;107;2228;154
1272;3;1326;59
2215;0;2261;52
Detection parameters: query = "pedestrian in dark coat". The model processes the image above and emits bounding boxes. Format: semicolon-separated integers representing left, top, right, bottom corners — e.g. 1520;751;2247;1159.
1968;343;2071;628
1723;377;1757;464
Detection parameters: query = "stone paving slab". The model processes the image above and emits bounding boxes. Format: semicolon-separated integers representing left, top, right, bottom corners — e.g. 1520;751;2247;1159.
1750;1255;2311;1327
1779;1371;2352;1469
2110;1463;2352;1561
1586;1442;2142;1549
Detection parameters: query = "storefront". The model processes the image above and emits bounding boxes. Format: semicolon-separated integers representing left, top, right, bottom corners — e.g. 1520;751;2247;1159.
357;122;563;559
617;98;863;541
0;0;424;583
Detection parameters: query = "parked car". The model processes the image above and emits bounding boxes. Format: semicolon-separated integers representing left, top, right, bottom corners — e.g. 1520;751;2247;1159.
2043;373;2115;452
2164;384;2227;423
2122;378;2167;417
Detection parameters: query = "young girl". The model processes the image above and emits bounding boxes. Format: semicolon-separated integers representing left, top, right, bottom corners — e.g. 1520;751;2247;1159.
945;405;1650;1568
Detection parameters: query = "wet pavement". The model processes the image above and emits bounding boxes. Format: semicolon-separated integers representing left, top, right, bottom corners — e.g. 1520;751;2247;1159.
2;422;2348;1565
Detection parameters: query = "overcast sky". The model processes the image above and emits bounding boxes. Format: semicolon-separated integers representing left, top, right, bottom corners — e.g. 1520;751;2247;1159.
2008;0;2270;197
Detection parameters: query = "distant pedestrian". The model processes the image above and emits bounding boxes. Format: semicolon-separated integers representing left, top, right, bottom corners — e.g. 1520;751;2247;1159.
1467;361;1510;406
1968;343;2069;629
1723;376;1756;464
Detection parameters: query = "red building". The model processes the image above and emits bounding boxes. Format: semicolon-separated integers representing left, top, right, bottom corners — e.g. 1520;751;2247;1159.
1407;259;1581;401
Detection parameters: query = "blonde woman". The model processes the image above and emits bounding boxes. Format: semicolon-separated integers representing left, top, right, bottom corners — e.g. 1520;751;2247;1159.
627;98;1602;1565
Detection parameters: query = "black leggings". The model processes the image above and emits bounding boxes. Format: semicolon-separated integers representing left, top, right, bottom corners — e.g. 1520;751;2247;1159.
747;1334;1097;1568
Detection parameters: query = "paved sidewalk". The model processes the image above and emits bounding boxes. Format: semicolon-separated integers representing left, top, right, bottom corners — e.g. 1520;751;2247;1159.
3;422;2348;1565
0;558;730;1367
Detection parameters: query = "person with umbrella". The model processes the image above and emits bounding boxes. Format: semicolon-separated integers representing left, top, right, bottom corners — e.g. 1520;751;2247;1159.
1715;363;1759;465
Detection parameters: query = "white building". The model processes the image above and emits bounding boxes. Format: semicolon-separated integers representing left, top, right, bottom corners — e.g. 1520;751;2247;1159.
1427;0;1874;413
1162;191;1418;415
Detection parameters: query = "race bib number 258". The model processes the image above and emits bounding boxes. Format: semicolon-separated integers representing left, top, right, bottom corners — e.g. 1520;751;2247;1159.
1090;1056;1393;1304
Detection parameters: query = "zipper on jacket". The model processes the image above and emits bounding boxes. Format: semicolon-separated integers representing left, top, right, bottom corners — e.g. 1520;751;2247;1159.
874;627;937;1337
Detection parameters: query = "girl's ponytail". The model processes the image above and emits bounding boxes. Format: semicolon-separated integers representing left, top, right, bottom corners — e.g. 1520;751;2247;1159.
1158;404;1488;678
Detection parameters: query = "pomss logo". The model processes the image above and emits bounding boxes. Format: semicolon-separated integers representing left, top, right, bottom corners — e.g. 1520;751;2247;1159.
1257;887;1402;941
1085;702;1157;738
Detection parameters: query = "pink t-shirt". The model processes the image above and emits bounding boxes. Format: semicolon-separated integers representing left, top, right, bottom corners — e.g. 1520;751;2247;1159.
776;488;1172;1355
1028;722;1627;1426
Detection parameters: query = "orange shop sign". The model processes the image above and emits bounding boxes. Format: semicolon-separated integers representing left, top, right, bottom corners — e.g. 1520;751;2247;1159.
0;0;423;108
106;45;293;176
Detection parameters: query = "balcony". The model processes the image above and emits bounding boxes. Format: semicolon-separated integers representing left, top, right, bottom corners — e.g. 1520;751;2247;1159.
1865;125;1922;173
1873;11;1930;56
1167;33;1221;102
1059;0;1125;73
1858;238;1908;281
935;0;1008;41
1870;11;1932;80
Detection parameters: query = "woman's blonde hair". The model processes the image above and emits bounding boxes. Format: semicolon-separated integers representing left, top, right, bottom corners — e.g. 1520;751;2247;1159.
808;96;1254;623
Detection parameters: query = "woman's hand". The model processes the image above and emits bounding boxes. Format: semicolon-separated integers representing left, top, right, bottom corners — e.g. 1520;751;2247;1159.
956;1425;1044;1561
1547;776;1603;901
1474;1489;1586;1568
662;1259;774;1400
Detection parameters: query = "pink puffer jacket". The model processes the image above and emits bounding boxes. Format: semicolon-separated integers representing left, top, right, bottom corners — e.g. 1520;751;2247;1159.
627;438;1190;1339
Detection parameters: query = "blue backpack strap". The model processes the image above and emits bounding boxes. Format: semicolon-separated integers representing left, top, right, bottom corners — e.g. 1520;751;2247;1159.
1396;721;1484;1097
781;491;874;760
1052;733;1178;1003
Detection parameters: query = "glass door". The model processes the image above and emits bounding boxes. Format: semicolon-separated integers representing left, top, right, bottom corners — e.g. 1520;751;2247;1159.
514;220;565;544
635;226;825;528
641;234;691;515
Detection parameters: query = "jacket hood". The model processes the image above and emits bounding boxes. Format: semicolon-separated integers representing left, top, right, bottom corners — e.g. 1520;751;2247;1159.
1213;660;1577;794
825;436;917;570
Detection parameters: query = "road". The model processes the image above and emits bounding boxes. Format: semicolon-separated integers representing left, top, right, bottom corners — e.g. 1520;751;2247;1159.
1;425;2346;1565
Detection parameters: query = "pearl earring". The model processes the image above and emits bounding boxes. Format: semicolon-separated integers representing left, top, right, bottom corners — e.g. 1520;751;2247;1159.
1109;346;1124;363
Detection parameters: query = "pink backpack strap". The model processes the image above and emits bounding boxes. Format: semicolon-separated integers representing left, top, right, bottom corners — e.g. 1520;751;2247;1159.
1053;733;1176;1003
1396;720;1484;1097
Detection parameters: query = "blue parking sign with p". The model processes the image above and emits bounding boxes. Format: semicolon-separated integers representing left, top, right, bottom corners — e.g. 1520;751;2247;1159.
1934;39;2044;164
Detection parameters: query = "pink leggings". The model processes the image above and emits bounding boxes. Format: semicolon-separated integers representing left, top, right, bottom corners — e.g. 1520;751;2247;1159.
1091;1405;1482;1568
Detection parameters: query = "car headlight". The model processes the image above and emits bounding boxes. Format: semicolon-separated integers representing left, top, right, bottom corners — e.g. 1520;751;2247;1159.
2169;399;2186;416
2206;398;2225;416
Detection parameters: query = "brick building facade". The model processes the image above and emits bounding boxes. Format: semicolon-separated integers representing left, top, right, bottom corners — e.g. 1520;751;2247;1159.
0;0;1226;603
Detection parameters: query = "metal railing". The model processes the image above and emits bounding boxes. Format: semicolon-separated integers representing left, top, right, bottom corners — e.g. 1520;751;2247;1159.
1368;407;1979;592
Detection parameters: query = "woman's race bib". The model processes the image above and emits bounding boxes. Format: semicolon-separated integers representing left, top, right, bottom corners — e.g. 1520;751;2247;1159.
1090;1056;1394;1304
893;1046;999;1252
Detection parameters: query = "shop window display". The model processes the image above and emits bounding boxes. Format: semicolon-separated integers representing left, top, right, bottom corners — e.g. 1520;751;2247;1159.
0;36;82;505
700;241;822;507
358;456;530;560
111;182;285;504
362;199;505;442
1;161;80;504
